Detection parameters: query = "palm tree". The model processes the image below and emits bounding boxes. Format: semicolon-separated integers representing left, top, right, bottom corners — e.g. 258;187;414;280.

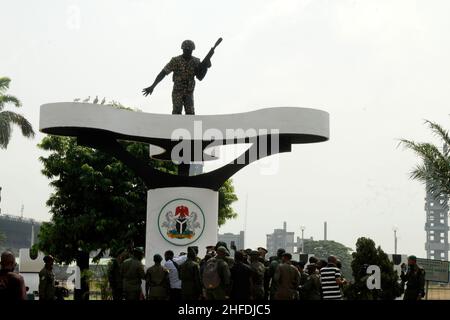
400;119;450;197
0;76;35;149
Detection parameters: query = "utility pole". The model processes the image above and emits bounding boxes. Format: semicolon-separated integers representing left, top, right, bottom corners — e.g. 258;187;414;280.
393;227;398;254
300;226;305;253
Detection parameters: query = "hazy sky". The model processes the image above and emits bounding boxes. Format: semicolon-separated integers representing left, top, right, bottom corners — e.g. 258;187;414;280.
1;0;450;257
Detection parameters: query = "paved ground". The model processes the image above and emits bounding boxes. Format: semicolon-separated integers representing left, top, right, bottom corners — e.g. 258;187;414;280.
427;285;450;300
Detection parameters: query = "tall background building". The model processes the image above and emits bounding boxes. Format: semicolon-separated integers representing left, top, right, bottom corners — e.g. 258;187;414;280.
424;182;449;260
217;231;245;250
266;221;295;256
0;214;41;255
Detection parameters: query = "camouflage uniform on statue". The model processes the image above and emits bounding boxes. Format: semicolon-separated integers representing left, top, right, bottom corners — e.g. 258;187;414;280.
142;38;222;115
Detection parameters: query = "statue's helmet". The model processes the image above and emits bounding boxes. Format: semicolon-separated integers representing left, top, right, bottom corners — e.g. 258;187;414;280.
181;40;195;51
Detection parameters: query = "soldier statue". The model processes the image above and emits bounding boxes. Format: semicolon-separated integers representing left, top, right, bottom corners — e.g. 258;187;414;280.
142;38;222;115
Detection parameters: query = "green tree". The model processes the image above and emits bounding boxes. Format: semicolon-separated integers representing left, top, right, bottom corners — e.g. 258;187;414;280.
0;77;35;148
400;120;450;197
218;179;238;226
303;239;353;280
37;133;238;299
345;237;402;300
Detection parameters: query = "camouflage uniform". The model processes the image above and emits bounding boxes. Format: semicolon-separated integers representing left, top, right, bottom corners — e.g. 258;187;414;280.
301;273;321;300
179;258;202;300
267;258;281;300
205;256;231;300
401;264;426;300
250;260;266;300
273;262;300;300
163;55;201;115
120;257;145;300
38;267;55;301
145;264;170;300
107;258;123;300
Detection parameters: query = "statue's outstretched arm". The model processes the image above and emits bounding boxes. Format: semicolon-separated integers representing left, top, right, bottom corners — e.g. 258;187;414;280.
142;69;167;97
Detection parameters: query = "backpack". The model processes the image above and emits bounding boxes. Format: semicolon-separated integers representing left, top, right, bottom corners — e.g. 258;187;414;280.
170;260;180;272
202;258;221;289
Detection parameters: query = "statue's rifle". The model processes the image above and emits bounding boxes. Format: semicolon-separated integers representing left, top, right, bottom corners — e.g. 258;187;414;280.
197;37;222;80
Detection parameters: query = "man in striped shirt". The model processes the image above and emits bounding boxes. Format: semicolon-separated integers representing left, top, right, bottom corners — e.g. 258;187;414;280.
319;256;344;300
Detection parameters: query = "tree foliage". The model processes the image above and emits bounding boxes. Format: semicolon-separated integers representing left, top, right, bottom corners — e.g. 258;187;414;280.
303;239;353;280
0;76;35;149
218;179;238;226
344;237;402;300
400;119;450;197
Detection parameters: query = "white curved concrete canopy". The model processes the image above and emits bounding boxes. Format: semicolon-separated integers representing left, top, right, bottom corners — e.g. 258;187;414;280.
39;102;329;146
39;102;330;189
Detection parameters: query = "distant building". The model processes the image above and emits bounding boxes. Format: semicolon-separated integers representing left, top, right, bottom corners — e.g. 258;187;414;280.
217;231;245;250
0;214;41;255
424;180;449;261
266;222;295;257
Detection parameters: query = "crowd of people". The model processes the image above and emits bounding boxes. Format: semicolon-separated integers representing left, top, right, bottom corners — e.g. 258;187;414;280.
109;242;347;301
0;243;425;301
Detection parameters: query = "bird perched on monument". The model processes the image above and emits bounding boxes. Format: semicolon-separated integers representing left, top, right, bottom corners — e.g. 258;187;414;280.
93;96;99;104
73;98;80;102
82;96;90;103
100;97;106;105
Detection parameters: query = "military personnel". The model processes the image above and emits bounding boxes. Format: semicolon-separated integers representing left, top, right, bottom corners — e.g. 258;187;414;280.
190;246;202;264
230;251;253;300
107;248;125;300
266;248;285;300
257;247;270;300
257;247;269;265
273;253;300;300
301;263;321;300
206;246;216;256
249;251;266;300
298;261;308;285
145;254;170;300
38;255;56;301
120;247;145;300
204;246;231;300
400;255;426;300
308;256;319;274
179;247;202;300
143;40;211;115
297;261;308;299
214;241;235;269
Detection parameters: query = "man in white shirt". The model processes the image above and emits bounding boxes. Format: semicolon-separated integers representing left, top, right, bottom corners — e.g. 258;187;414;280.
164;250;187;301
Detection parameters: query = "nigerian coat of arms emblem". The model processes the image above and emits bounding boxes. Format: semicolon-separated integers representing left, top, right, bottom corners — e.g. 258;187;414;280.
158;199;205;246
